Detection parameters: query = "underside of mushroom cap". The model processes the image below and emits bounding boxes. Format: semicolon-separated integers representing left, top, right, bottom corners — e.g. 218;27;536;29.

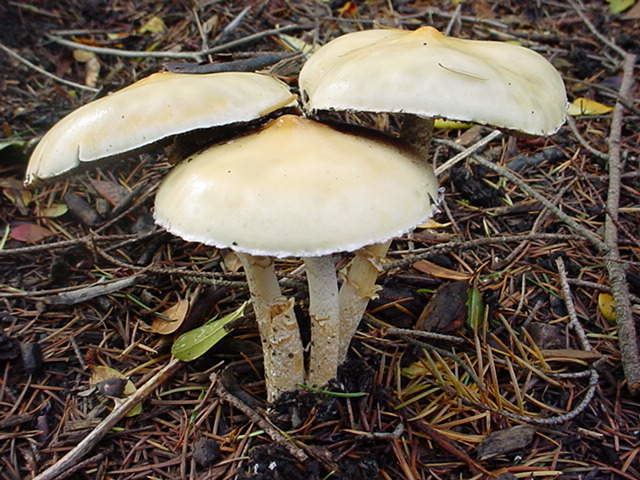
299;27;567;136
154;115;439;258
25;72;297;185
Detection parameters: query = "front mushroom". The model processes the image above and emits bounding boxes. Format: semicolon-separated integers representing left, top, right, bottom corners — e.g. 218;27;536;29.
153;115;439;400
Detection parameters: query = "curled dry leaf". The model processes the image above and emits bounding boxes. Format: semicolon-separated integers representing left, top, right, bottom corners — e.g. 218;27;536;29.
152;298;190;335
90;365;142;417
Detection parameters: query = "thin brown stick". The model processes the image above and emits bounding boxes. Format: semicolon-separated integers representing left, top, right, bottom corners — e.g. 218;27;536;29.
568;0;628;58
211;373;309;463
434;130;502;176
33;357;182;480
566;116;609;161
604;53;640;393
46;25;307;61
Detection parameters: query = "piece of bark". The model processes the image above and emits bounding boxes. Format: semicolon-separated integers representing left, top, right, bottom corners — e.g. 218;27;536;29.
415;281;468;334
476;425;536;460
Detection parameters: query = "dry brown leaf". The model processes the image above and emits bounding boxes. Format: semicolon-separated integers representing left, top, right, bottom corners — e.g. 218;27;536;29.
152;298;190;335
10;223;55;243
413;260;471;281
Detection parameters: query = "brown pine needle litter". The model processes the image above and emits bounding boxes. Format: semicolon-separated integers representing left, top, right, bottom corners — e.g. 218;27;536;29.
1;1;639;479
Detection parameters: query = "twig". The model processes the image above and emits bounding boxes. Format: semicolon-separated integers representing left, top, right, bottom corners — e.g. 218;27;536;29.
42;275;142;305
603;53;640;393
33;357;182;480
556;259;592;351
434;129;502;176
444;3;462;36
567;278;640;304
367;316;464;345
211;373;309;463
568;0;627;58
0;41;99;93
46;25;307;61
0;230;159;257
384;233;580;271
165;52;297;74
465;151;608;251
566;116;609;161
53;451;109;480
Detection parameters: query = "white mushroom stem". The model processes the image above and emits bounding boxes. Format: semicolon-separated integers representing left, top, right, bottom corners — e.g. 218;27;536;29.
236;253;304;402
338;240;391;361
303;256;340;387
400;115;434;160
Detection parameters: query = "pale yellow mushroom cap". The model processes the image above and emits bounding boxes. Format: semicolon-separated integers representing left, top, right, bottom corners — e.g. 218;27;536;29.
299;27;567;135
154;115;439;257
25;72;296;185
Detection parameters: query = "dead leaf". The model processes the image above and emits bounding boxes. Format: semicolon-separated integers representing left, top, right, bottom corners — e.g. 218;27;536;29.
91;365;142;416
139;15;166;34
73;49;100;88
416;281;468;333
623;1;640;18
222;251;242;273
598;293;617;323
152;298;190;335
416;219;450;229
433;119;472;130
568;97;613;116
39;203;68;218
338;1;358;15
413;260;471;281
278;34;317;56
10;223;55;243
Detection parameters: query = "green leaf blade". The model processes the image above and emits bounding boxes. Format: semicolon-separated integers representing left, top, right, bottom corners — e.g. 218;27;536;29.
171;302;247;361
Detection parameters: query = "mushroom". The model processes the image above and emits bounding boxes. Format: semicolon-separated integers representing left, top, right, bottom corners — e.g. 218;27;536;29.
153;115;439;400
26;71;296;185
298;26;568;361
299;26;567;142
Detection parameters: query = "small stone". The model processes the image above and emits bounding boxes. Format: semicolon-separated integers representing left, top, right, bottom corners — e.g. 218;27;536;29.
193;438;221;468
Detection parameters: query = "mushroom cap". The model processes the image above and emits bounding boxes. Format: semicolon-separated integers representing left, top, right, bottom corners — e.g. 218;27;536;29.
25;72;296;185
299;27;567;136
154;115;439;258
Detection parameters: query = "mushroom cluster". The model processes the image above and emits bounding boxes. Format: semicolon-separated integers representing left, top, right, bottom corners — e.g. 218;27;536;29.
25;27;567;403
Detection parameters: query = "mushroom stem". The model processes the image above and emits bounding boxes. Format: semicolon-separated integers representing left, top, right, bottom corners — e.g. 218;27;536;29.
303;256;340;386
236;253;304;402
400;115;434;160
338;240;391;361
